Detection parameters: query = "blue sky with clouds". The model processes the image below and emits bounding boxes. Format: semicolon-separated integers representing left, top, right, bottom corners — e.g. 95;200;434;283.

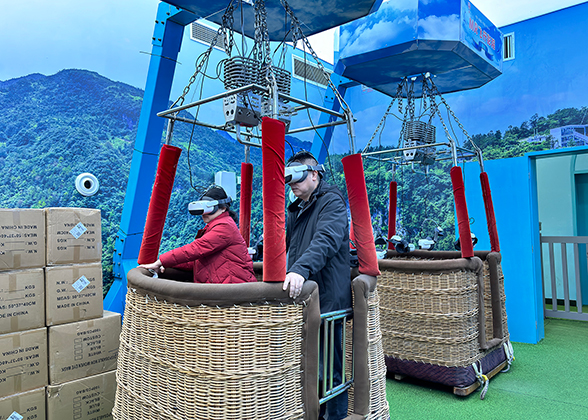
3;0;587;155
0;0;160;89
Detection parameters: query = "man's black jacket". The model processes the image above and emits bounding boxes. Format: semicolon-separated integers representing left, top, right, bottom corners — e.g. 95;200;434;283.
286;180;352;314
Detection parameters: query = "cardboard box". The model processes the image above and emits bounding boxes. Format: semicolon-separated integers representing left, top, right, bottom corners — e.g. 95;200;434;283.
0;387;46;420
45;263;103;326
45;207;102;265
0;328;48;396
48;311;120;384
0;209;45;271
47;370;116;420
0;268;45;334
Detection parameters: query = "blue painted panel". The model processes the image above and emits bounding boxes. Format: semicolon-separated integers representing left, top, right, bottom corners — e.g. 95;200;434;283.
338;0;418;62
160;0;379;40
335;0;502;96
418;0;460;40
463;156;544;344
460;0;502;71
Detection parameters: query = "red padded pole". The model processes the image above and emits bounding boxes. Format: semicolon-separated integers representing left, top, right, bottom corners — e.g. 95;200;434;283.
388;181;397;249
239;162;253;246
450;166;474;258
138;144;182;264
480;172;500;252
261;117;286;282
342;154;380;277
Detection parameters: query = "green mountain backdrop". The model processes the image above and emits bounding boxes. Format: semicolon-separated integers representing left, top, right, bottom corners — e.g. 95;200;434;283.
2;69;583;296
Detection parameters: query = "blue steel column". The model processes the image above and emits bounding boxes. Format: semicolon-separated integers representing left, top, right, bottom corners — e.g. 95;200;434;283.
310;74;358;164
104;4;196;314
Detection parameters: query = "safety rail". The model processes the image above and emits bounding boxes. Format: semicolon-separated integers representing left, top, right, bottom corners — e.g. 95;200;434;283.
319;308;354;404
540;235;588;321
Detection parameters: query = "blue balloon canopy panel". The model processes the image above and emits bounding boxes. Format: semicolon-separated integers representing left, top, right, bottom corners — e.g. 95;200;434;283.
335;0;503;96
160;0;380;41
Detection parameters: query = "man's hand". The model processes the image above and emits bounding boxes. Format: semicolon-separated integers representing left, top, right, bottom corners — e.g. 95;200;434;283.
283;272;305;298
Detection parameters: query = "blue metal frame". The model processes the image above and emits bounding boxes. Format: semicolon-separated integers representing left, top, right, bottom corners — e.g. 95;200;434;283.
104;4;197;314
310;75;358;164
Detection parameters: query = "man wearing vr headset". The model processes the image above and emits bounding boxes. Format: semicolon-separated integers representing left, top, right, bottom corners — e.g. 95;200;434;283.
139;186;256;284
283;151;351;420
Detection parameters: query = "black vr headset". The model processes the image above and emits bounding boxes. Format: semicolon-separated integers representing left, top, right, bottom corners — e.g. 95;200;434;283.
188;196;232;216
454;232;478;251
389;234;415;254
285;161;325;185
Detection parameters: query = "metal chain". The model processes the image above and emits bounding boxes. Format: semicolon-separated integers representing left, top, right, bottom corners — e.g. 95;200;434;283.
429;77;474;146
421;77;428;114
433;97;455;146
363;82;404;152
279;0;351;111
253;0;275;87
172;1;237;108
408;78;416;121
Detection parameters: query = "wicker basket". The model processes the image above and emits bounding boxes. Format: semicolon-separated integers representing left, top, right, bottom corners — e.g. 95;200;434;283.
346;275;390;420
378;255;484;367
113;268;321;420
379;251;510;370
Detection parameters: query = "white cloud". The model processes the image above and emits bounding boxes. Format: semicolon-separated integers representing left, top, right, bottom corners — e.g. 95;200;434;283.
419;14;460;39
339;14;415;57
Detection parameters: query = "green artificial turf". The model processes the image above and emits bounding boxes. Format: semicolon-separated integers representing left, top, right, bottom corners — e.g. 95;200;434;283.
385;318;588;419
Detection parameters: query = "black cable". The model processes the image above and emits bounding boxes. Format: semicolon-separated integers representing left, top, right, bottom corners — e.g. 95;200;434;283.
186;45;215;192
284;137;295;157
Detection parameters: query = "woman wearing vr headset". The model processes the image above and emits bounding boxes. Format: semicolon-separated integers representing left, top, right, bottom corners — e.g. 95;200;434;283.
139;186;256;284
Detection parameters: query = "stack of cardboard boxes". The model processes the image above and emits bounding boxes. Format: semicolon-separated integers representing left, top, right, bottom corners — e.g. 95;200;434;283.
0;208;121;420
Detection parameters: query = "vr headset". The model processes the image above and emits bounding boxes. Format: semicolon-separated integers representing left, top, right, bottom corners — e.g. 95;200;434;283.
389;235;415;254
188;196;232;216
454;232;478;251
284;162;325;185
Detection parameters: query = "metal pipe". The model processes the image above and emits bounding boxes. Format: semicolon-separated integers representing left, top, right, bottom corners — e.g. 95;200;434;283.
286;118;348;135
362;142;451;157
271;76;279;120
322;321;328;398
329;319;334;392
450;138;458;167
157;83;270;117
164;118;175;145
244;145;250;163
277;91;346;119
235;124;262;148
320;380;353;401
345;108;356;154
159;114;225;130
320;308;353;320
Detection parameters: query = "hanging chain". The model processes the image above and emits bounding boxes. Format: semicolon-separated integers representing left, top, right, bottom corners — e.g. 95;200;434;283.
363;82;404;153
279;0;351;112
421;76;428;115
171;1;237;108
407;78;416;121
428;77;474;147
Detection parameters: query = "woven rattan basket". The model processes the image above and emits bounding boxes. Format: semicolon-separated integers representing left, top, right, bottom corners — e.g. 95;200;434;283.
344;274;390;420
346;289;389;419
379;251;509;369
378;255;484;367
113;268;321;420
